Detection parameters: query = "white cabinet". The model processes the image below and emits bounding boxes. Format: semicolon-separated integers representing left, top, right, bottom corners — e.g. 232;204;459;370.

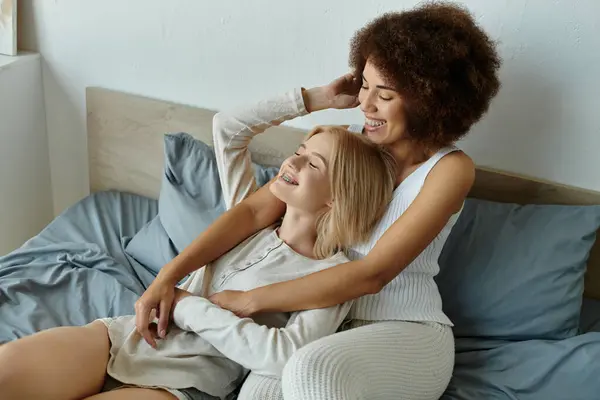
0;52;53;254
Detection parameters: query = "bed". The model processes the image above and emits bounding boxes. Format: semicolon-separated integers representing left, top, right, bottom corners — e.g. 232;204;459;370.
1;86;599;399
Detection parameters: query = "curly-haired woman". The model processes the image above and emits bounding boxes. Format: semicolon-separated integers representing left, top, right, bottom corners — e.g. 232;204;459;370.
136;2;502;399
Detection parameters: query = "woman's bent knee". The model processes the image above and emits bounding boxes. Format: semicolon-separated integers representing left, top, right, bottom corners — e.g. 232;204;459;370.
282;322;455;400
282;340;364;400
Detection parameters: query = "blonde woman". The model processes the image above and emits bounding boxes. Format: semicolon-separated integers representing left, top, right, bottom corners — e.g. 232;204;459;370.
0;90;395;400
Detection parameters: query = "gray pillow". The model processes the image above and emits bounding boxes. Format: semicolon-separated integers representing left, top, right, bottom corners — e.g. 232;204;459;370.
126;132;279;276
437;198;600;341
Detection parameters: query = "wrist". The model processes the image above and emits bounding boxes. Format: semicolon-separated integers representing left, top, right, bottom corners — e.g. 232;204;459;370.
245;288;267;315
301;87;332;113
156;265;182;286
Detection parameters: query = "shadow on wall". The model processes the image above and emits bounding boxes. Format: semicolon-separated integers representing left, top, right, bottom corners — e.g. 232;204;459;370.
41;58;90;216
16;0;36;51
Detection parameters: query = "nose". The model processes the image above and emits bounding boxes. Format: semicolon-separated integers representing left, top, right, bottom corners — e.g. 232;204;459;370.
288;156;303;171
359;90;377;114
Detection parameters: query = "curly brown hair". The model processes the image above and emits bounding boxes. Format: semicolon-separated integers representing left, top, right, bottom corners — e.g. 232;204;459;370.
349;1;501;148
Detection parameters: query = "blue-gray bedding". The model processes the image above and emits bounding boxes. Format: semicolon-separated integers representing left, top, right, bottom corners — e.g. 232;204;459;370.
0;190;158;343
436;198;600;399
435;298;600;399
442;333;600;400
2;129;600;399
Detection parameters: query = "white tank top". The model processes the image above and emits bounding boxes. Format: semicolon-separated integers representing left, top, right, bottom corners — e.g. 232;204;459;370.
346;124;461;325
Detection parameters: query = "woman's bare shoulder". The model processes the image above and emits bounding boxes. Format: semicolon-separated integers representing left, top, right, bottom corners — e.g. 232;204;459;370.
432;150;475;184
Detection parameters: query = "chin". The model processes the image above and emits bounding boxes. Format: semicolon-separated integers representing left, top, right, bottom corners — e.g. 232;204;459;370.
269;180;292;204
364;129;387;143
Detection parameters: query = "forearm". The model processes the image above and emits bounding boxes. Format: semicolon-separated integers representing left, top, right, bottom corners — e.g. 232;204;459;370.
173;296;351;376
301;87;333;113
248;258;381;314
213;88;310;209
174;296;293;376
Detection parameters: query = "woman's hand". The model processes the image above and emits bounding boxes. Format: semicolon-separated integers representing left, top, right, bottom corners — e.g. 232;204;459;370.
209;290;256;318
135;277;176;348
325;73;362;109
303;73;361;113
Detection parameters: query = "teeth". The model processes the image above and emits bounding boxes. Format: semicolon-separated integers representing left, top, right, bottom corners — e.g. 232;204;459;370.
366;118;386;127
282;174;298;185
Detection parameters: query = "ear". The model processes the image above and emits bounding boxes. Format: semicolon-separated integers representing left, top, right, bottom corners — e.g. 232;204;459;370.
326;198;334;208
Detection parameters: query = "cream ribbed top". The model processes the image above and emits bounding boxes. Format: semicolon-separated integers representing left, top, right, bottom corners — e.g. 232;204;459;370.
347;124;460;325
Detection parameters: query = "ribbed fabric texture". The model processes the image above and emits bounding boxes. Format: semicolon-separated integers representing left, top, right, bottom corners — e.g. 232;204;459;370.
238;373;284;400
346;124;460;325
238;321;455;400
281;320;454;400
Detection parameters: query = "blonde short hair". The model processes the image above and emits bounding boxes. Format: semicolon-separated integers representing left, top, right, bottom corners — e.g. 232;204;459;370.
307;126;396;259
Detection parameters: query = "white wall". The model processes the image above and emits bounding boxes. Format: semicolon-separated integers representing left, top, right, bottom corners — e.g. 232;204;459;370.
0;53;53;254
18;0;600;215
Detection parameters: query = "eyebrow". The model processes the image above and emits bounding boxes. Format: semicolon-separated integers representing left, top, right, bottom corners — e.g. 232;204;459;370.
362;74;397;92
299;144;328;166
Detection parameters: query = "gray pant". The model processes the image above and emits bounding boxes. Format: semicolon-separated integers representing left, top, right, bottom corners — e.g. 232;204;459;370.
102;375;220;400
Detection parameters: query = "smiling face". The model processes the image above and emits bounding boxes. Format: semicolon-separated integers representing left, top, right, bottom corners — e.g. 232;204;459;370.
270;132;334;214
359;60;407;146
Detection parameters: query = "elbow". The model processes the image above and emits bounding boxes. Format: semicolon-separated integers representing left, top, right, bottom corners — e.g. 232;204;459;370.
363;275;386;295
212;112;239;146
212;112;227;138
256;350;297;378
254;330;302;378
359;259;392;295
252;359;286;378
269;360;288;378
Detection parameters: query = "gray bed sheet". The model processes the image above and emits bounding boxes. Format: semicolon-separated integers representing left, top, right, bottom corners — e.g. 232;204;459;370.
0;191;158;343
4;190;599;399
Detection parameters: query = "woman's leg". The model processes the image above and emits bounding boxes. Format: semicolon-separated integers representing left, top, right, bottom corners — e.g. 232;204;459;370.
282;321;454;400
0;321;110;400
84;388;178;400
238;372;283;400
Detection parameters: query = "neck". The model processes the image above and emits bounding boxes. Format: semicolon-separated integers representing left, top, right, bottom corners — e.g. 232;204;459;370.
277;207;319;259
386;139;437;182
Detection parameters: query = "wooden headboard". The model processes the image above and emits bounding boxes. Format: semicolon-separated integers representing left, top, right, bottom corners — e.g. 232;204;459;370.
86;86;600;299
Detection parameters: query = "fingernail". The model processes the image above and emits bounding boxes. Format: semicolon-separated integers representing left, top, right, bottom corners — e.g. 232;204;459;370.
160;330;166;337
